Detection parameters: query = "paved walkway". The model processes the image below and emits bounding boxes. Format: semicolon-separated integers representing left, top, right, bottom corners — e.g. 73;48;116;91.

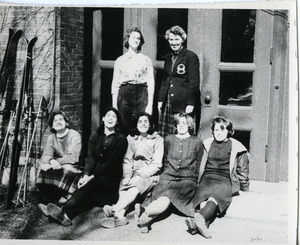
0;180;296;244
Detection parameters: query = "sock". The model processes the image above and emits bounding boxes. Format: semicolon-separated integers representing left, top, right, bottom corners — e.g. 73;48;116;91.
199;200;217;221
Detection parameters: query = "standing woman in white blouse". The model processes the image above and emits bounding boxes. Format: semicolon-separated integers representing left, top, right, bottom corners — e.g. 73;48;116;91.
111;27;155;132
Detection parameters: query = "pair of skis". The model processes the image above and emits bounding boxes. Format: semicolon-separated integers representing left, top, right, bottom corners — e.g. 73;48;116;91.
0;29;23;171
0;29;41;207
0;29;23;178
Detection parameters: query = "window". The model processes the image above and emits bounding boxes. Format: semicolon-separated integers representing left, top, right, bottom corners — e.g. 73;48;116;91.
221;9;256;63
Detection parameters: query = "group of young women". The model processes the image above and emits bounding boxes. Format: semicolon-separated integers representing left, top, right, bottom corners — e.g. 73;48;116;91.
36;26;250;239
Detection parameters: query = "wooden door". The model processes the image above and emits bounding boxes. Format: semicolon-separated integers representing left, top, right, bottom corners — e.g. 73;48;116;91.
195;9;273;180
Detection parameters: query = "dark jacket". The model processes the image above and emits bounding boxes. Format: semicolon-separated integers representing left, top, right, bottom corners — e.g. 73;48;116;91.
84;131;128;179
158;47;200;113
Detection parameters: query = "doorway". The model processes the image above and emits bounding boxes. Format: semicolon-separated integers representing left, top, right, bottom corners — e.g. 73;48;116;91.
88;7;282;181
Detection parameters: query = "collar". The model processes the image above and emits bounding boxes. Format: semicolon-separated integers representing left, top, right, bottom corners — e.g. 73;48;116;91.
125;50;140;59
133;131;158;140
172;46;184;57
56;128;70;138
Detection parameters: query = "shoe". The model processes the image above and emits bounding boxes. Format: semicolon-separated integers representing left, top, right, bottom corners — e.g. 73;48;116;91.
58;194;72;204
103;205;115;217
134;203;145;222
58;197;68;204
38;203;50;217
137;212;153;233
101;216;128;229
185;217;197;235
47;203;72;226
194;213;212;239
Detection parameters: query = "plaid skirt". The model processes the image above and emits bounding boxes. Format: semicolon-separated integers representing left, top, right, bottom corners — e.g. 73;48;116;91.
158;94;175;138
36;164;82;194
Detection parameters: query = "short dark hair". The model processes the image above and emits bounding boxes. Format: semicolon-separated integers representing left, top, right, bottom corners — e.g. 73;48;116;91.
129;112;155;136
211;116;234;137
48;110;71;133
97;107;123;134
123;27;145;51
173;113;195;135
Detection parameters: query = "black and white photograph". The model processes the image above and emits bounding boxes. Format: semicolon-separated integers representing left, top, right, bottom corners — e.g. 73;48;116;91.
0;0;297;244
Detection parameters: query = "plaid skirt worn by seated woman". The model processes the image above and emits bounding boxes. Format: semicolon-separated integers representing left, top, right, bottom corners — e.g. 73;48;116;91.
36;111;82;203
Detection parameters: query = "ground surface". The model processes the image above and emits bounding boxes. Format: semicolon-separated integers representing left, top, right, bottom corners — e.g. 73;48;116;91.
0;181;294;244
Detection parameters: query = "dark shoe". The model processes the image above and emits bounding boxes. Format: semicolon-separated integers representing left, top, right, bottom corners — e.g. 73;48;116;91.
134;203;145;222
101;216;128;229
47;203;72;226
185;217;197;235
194;213;212;239
38;203;50;217
103;205;115;217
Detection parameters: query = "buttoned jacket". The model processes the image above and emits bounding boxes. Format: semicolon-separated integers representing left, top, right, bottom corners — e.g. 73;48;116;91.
158;47;200;113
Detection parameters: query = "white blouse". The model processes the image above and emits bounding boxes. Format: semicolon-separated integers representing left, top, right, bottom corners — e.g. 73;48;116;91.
111;52;155;95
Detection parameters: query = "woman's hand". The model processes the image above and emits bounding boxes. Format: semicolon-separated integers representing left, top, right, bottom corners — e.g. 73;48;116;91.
78;174;94;189
185;105;194;114
157;102;163;112
145;104;153;115
135;169;148;178
129;175;141;185
122;177;131;186
49;159;62;170
41;163;52;171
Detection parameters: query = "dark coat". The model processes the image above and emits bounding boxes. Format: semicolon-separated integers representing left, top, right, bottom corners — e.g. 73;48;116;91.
158;47;200;113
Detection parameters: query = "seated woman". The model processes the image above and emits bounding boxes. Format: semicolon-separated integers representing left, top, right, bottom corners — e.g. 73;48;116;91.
36;110;82;203
100;112;164;228
134;113;203;232
37;107;128;226
185;116;250;239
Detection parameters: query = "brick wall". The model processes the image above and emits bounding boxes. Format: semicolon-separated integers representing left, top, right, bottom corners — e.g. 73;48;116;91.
0;6;85;188
57;7;84;133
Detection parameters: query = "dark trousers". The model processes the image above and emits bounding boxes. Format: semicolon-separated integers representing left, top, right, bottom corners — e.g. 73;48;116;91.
118;83;148;132
62;176;120;219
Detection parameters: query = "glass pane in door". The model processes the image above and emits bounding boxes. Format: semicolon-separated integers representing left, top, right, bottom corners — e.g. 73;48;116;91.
219;72;253;106
101;8;124;60
100;69;113;118
156;8;188;60
231;130;251;151
221;9;256;63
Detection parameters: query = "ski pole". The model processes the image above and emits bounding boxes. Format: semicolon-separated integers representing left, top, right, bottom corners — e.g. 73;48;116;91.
15;97;43;205
0;100;17;170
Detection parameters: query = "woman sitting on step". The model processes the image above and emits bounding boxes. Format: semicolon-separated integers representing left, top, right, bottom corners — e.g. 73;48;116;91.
185;116;250;239
36;110;82;204
101;112;164;229
134;113;203;233
37;107;128;226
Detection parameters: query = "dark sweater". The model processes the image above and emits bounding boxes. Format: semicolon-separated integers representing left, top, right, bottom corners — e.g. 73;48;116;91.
84;131;128;178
